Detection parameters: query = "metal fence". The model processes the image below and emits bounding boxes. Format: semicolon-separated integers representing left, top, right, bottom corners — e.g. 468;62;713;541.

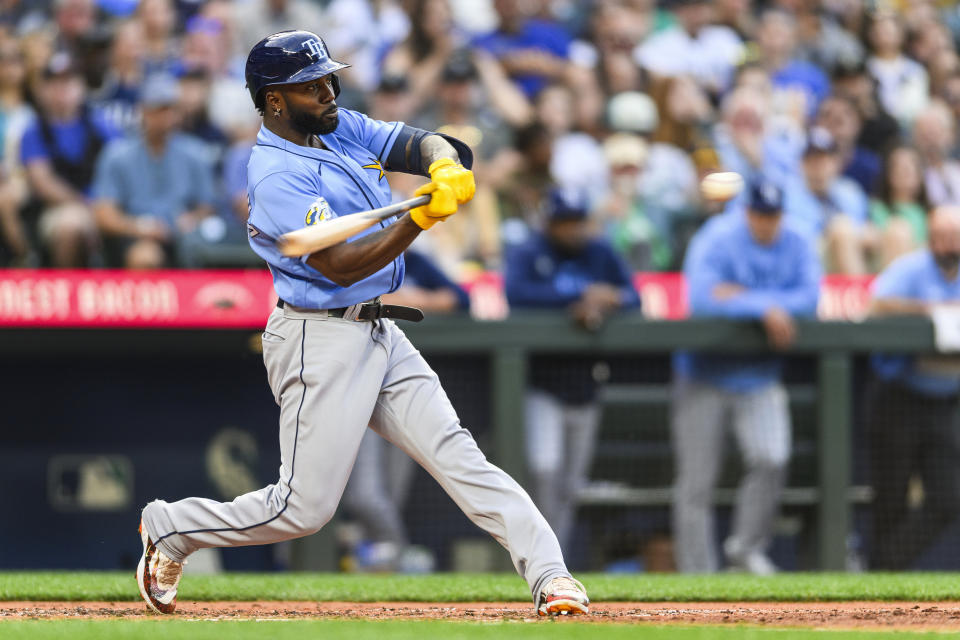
0;315;942;571
400;314;936;572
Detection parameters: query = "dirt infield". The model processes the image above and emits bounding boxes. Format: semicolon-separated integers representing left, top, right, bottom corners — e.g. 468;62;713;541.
3;601;960;630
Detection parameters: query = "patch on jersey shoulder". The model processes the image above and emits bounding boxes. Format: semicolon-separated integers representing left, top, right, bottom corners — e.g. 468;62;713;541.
305;197;333;226
362;159;386;182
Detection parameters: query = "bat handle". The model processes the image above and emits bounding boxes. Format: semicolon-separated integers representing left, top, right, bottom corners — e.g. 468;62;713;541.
367;194;432;221
405;194;431;210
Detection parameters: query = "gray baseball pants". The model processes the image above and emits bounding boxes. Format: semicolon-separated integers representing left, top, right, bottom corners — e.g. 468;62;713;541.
142;305;569;598
341;428;417;547
671;380;791;573
524;390;600;552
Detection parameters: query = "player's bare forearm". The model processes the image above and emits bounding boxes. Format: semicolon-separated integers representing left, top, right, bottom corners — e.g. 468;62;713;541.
305;214;421;287
420;135;460;173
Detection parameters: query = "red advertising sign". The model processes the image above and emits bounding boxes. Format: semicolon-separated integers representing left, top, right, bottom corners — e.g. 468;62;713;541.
818;274;875;321
0;270;876;327
0;270;276;328
634;272;688;320
630;273;875;321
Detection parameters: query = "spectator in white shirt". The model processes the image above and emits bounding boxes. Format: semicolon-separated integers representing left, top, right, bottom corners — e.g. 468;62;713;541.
865;12;929;128
634;0;743;96
914;100;960;208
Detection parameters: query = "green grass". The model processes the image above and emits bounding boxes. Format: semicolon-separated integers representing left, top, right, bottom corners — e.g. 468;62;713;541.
1;572;960;602
0;620;953;640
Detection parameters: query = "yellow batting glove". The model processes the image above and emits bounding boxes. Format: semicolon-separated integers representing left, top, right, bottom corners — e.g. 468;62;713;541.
409;181;458;230
428;158;475;205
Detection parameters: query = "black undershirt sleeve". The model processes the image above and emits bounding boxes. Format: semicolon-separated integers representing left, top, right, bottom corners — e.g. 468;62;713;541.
384;125;475;176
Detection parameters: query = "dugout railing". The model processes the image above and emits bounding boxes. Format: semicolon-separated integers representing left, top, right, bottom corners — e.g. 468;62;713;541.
0;314;935;571
399;314;932;571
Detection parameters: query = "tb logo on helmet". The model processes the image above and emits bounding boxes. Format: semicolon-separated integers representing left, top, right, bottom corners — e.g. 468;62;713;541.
302;39;326;62
245;30;350;108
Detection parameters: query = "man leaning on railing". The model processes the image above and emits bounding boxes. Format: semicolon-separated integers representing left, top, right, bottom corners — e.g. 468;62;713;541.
504;187;641;553
671;181;821;575
867;205;960;570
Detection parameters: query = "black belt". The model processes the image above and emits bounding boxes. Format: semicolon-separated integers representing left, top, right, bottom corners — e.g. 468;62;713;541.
276;299;424;322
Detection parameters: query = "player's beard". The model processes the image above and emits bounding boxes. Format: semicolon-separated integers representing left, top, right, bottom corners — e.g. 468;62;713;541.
289;106;339;136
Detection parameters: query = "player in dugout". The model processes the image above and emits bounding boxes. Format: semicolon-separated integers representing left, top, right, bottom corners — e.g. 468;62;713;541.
672;181;821;575
505;187;641;554
134;30;588;617
867;205;960;570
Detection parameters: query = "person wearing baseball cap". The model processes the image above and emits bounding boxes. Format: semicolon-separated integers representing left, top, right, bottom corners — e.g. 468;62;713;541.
505;187;641;553
672;179;820;575
597;132;676;271
91;73;216;268
783;126;869;274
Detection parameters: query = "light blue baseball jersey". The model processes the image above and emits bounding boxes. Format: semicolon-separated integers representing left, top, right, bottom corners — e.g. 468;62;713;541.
872;250;960;397
675;214;821;392
246;108;405;309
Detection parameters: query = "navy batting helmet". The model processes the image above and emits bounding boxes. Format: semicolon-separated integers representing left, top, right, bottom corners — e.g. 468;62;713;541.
245;30;349;110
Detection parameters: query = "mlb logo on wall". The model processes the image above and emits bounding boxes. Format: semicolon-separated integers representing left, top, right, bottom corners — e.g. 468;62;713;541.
305;197;333;226
48;455;134;512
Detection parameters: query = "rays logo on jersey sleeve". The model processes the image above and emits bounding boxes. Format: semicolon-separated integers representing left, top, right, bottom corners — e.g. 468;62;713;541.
305;197;334;226
362;159;386;182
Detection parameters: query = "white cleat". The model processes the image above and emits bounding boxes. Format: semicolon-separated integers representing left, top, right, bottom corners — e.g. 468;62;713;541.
537;576;589;617
724;538;778;576
136;519;183;614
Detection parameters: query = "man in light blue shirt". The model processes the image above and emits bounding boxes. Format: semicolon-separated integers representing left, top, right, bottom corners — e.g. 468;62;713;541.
136;31;588;618
783;127;868;274
672;181;820;575
867;206;960;570
92;74;216;267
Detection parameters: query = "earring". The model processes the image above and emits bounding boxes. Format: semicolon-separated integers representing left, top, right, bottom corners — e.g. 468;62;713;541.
274;107;281;116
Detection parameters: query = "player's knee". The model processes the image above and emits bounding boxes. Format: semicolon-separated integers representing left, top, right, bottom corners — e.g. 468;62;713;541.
746;452;789;475
527;451;564;476
340;488;386;517
674;476;714;506
284;496;338;535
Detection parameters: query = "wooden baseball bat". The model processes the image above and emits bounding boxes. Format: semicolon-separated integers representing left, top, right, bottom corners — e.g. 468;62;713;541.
277;194;431;257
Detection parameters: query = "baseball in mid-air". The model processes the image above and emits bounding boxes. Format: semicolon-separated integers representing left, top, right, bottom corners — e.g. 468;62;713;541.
700;171;744;202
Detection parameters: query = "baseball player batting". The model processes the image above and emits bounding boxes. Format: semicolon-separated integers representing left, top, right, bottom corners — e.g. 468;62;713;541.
135;30;588;617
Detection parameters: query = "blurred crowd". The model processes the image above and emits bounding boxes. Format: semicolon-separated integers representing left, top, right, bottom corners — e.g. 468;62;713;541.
1;0;960;275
